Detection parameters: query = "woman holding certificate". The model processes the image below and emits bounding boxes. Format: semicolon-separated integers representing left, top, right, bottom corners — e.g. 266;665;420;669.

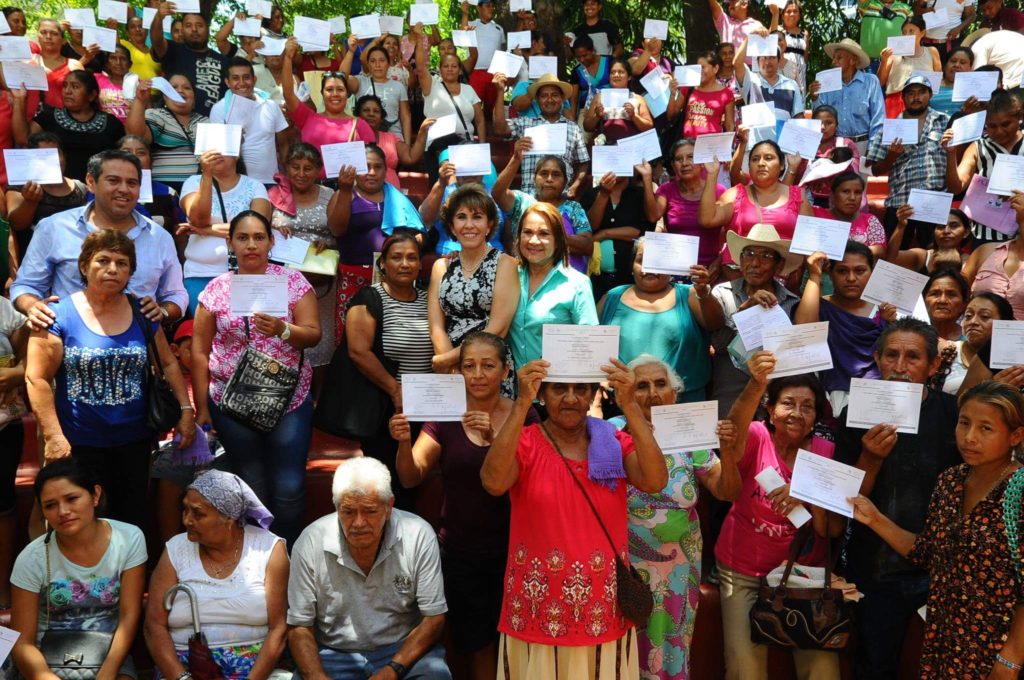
191;211;320;546
850;380;1024;678
480;356;668;680
715;351;845;680
582;58;655;143
389;332;537;678
938;292;1014;394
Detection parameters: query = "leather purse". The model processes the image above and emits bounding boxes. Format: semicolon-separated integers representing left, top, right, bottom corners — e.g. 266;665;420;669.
749;525;853;651
542;424;654;627
38;531;114;680
129;297;180;433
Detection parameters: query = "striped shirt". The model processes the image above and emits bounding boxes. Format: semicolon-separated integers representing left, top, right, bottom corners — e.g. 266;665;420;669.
973;135;1024;243
375;283;433;376
145;108;208;187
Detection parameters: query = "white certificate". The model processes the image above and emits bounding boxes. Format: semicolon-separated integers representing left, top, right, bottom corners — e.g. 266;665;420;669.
294;17;330;51
953;70;998;102
1;61;48;91
350;14;382;39
741;102;777;129
599;88;631;109
640;231;699;275
194;123;243;156
0;625;20;667
617;128;663;163
692;132;735;164
778;120;823;160
225;92;258;126
452;30;478;48
82;26;118;53
846;378;923;434
98;0;129;23
270;236;311;266
3;148;63;185
592;145;639;178
887;35;916;56
907;188;954;225
163;15;175;34
229;274;288;317
529;55;558;79
152;76;186;103
814;67;842;93
138;169;154;204
65;8;97;28
173;0;202;13
409;3;439;25
762;321;833;378
510;0;533;10
923;7;951;28
988;153;1024;197
487;50;524;78
256;36;286;56
591;32;611;55
425;113;459;146
651;401;720;453
789;450;866;518
541;324;620;382
950;110;986;147
379;15;404;35
233;17;262;37
640;68;670;97
990;320;1024;369
755;467;811;527
799;157;852;186
449;143;492;176
0;12;8;35
789;118;823;132
882;117;919;145
524;123;567;155
0;36;32;61
508;30;531;50
732;303;792;352
644;18;669;40
790;215;852;261
329;16;346;34
748;33;779;57
674;64;701;87
246;0;273;17
403;374;468;421
861;259;929;314
910;70;941;95
321;141;369;176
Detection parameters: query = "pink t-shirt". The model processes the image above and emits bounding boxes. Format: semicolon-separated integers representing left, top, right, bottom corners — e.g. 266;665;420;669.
95;73;129;122
198;264;313;413
373;130;403;189
713;13;764;51
500;424;636;646
812;206;887;248
682;87;733;137
714;421;834;577
657;180;726;265
973;242;1024;320
722;183;804;265
289;104;377;177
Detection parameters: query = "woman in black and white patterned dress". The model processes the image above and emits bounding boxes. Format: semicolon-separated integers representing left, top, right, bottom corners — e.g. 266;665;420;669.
428;184;519;394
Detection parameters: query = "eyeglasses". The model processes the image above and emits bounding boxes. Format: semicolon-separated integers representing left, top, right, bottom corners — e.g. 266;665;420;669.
740;249;780;262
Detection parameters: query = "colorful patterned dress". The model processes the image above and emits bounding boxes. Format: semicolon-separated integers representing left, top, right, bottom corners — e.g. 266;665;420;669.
628;449;719;680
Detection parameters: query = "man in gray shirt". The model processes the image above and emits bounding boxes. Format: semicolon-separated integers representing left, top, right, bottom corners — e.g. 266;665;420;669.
287;458;451;680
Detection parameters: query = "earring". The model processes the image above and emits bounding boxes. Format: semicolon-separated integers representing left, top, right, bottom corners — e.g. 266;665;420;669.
539;400;546;406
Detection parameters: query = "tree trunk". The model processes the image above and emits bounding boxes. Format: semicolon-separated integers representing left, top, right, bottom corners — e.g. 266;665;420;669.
683;0;718;62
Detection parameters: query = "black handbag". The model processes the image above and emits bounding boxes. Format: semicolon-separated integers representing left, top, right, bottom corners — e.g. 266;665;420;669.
38;531;114;680
129;296;180;433
541;424;654;627
218;316;304;434
313;286;398;440
749;524;853;651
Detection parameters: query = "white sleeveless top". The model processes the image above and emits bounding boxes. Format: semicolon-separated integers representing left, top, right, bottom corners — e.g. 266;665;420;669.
166;525;281;648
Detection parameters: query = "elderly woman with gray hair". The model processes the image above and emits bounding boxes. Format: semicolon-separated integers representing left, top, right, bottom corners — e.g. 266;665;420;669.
144;470;289;680
614;354;742;680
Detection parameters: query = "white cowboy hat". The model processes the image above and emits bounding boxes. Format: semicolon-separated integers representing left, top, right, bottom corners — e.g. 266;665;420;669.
824;38;870;71
726;223;803;275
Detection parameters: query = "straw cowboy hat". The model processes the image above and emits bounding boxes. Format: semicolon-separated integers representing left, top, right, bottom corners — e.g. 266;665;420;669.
726;223;803;275
824;38;870;71
527;73;572;100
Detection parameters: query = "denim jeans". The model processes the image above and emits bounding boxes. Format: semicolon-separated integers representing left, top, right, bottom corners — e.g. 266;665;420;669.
849;571;929;680
296;642;451;680
210;396;312;547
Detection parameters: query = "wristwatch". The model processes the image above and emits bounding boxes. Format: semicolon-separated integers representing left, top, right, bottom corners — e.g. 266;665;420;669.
386;660;408;679
279;323;292;341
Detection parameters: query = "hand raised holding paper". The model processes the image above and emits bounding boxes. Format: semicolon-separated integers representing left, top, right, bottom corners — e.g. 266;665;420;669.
517;359;549;404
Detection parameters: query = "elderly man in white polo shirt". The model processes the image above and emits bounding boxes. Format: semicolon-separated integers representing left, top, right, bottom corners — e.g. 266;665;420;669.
287;458;452;680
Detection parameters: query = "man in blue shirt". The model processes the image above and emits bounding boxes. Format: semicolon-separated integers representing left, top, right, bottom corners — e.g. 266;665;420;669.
812;38;886;154
12;150;188;331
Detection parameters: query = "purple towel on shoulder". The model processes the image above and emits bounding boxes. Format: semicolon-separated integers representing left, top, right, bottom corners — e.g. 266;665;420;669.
587;417;626;490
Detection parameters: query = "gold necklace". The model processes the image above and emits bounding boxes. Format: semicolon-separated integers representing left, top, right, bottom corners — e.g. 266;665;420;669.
203;534;242;578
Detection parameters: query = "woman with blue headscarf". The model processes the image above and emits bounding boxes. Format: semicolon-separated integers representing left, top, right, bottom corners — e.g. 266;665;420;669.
145;470;289;680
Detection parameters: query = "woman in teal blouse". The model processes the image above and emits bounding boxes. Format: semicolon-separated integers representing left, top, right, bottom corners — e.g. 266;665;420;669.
598;238;722;402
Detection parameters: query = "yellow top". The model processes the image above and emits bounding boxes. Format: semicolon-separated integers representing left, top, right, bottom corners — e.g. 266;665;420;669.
121;39;161;80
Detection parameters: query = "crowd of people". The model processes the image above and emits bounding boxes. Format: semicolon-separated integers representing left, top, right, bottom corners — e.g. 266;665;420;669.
2;0;1024;679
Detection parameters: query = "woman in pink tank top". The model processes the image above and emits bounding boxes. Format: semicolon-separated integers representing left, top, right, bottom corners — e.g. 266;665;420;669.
699;139;812;279
965;226;1024;321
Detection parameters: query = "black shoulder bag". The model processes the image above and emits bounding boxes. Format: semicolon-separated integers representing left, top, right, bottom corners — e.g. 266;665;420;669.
38;530;114;680
313;286;398;440
541;424;654;627
128;296;180;433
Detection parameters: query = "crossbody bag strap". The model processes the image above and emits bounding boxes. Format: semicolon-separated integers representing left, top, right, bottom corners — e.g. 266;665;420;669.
243;308;307;372
540;423;620;558
440;80;471;136
212;178;228;223
128;295;166;379
43;529;54;631
170;111;194;147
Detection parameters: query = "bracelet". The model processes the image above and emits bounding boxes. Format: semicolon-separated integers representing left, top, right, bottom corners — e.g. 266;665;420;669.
997;654;1023;672
175;672;193;680
180;405;194;412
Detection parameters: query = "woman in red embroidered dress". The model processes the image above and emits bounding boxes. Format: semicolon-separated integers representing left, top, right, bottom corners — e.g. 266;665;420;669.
481;357;668;679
